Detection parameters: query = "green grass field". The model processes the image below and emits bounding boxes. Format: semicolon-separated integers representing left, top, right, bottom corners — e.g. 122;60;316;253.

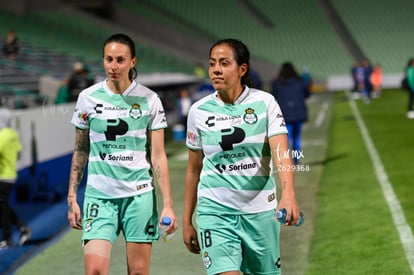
14;90;414;275
308;90;413;275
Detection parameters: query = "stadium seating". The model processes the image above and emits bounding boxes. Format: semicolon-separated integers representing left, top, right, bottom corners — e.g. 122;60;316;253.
330;0;414;73
130;0;354;80
2;0;414;97
0;6;195;108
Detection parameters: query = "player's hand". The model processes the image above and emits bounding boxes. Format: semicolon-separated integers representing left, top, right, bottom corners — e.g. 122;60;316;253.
67;197;82;230
278;195;301;226
183;224;200;254
159;207;178;234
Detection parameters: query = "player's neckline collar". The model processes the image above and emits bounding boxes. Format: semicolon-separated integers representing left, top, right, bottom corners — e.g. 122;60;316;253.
104;79;137;96
214;86;249;105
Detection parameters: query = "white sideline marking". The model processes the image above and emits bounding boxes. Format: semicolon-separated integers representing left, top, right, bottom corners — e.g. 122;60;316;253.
176;152;188;161
347;94;414;272
314;101;329;128
302;139;325;147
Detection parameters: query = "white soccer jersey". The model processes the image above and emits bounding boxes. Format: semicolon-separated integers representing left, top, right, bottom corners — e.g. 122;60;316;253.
186;86;288;214
71;80;167;199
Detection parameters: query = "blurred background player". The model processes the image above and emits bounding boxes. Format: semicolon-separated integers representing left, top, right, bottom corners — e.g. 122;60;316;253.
0;108;31;250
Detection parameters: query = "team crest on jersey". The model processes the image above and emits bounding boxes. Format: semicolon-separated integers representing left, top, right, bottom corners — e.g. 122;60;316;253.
203;252;212;269
84;219;93;232
129;103;142;119
243;108;258;124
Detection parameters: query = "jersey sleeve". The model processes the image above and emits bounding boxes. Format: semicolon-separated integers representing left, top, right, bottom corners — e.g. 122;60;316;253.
70;92;89;129
148;95;167;130
186;104;202;150
267;96;288;137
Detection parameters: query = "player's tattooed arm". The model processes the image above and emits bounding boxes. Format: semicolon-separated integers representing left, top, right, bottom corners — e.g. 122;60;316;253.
153;163;163;179
67;128;90;205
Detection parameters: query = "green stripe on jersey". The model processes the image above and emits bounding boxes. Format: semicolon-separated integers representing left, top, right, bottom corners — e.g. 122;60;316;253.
187;87;287;214
71;81;167;199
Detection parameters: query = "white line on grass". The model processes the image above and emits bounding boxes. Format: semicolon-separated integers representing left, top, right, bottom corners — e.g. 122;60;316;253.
347;94;414;273
176;151;188;161
302;139;325;147
314;101;329;128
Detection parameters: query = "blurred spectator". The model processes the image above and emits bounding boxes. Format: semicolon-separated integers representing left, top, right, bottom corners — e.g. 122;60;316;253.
67;62;94;102
354;61;365;99
405;58;414;119
54;84;70;105
351;60;360;94
271;62;310;164
176;87;192;133
0;108;31;250
301;66;313;91
362;59;373;103
194;61;207;79
370;63;382;98
193;81;214;102
249;68;263;89
54;62;94;104
2;28;19;60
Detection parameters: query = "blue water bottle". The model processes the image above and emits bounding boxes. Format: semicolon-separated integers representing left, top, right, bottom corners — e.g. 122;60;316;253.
275;208;304;226
159;216;174;241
